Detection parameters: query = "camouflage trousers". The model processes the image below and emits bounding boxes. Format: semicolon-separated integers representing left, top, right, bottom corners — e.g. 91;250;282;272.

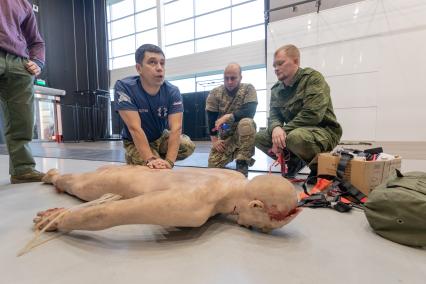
255;126;339;168
208;118;256;168
123;130;195;165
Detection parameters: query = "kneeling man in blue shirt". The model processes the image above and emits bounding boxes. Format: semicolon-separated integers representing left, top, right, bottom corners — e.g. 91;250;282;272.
115;44;195;169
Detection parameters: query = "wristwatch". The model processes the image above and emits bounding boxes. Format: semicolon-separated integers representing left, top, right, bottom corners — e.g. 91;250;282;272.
165;158;175;168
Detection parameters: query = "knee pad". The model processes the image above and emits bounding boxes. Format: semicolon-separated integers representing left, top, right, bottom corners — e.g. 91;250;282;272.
237;118;256;137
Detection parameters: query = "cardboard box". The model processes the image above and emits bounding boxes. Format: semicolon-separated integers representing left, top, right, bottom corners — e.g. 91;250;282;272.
318;153;402;195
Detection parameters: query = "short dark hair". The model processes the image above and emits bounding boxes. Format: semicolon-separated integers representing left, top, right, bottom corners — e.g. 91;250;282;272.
135;44;165;64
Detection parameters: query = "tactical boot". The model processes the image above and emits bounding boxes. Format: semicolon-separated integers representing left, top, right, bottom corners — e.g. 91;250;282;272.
283;158;305;179
11;170;46;184
236;160;249;177
306;171;318;185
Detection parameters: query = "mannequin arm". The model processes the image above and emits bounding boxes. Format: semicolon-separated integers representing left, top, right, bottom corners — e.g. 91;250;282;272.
55;191;212;231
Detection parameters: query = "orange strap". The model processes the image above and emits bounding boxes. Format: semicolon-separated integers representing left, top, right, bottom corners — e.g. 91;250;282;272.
299;178;333;200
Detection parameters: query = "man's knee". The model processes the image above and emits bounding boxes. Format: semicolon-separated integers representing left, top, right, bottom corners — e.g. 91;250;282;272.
286;129;319;161
123;141;143;165
237;118;256;151
125;151;143;165
178;134;195;159
237;118;256;137
286;130;306;149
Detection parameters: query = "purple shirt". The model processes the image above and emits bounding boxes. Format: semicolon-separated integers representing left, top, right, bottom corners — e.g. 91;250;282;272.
0;0;45;67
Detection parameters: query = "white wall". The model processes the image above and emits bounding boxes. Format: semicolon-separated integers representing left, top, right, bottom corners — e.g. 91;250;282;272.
267;0;426;141
110;40;265;85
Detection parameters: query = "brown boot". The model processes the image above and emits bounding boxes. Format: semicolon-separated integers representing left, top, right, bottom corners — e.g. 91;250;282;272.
10;170;46;184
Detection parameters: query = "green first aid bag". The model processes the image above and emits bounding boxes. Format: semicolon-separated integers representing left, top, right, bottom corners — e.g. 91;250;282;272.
364;170;426;247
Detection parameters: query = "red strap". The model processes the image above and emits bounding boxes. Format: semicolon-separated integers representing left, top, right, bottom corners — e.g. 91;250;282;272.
267;150;306;183
268;150;284;174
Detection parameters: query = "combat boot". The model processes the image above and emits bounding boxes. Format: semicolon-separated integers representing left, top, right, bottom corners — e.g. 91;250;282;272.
236;160;249;177
11;170;45;184
305;167;318;185
283;158;305;179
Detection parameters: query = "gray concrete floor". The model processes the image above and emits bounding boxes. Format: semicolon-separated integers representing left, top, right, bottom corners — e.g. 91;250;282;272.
0;142;425;283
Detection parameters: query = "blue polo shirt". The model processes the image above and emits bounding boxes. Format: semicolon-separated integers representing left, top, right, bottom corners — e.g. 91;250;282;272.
114;76;183;142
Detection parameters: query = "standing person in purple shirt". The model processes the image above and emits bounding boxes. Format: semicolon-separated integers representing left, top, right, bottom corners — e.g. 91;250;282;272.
115;44;195;169
0;0;46;183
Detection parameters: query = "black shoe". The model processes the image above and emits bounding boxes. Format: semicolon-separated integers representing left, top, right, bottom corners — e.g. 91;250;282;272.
306;174;317;185
236;160;249;177
283;159;305;179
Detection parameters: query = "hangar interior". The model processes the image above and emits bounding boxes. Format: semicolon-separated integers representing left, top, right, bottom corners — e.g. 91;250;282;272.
0;0;425;283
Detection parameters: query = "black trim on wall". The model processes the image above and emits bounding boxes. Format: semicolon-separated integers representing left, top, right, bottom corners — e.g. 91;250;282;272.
264;0;269;68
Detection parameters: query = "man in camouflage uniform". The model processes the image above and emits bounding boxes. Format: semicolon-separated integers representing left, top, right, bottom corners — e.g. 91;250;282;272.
206;63;258;177
115;44;195;169
255;44;342;181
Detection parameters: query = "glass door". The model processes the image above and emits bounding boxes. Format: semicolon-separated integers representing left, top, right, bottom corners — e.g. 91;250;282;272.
34;96;56;141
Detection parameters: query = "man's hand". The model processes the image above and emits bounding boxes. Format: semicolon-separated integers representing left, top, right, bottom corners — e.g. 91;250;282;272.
147;158;172;169
212;139;226;153
272;126;286;151
215;113;232;129
271;144;281;156
25;60;41;76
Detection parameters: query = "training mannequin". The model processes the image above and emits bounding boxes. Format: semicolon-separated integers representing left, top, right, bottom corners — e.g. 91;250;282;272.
34;166;301;233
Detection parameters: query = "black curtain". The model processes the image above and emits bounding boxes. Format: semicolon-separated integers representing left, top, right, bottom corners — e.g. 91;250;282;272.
182;92;210;141
33;0;110;141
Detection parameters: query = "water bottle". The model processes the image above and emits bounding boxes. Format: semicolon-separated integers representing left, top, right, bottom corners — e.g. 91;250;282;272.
221;123;230;131
219;123;230;139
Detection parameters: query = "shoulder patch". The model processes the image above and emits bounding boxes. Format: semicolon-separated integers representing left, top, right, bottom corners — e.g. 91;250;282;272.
117;91;132;104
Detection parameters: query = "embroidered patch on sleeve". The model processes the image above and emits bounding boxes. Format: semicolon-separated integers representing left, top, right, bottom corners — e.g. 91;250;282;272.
117;91;132;104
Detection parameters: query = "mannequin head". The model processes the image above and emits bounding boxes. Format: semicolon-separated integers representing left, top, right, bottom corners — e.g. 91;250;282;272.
236;175;301;232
